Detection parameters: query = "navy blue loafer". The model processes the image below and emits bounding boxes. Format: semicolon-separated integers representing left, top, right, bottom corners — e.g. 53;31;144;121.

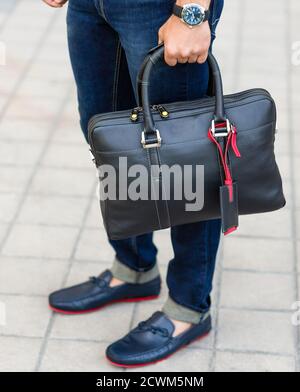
49;270;161;314
106;311;211;368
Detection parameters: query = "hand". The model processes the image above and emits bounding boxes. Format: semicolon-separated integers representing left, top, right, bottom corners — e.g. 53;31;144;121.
158;10;211;66
42;0;68;8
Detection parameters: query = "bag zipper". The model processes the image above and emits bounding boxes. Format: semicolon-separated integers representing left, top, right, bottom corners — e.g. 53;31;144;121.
88;88;272;131
130;105;169;122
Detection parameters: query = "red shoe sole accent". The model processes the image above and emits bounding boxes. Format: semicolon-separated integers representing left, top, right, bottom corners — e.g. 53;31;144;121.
106;330;211;369
49;295;159;315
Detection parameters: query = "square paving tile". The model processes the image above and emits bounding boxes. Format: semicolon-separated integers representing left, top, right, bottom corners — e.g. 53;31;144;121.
17;194;89;226
0;166;32;193
40;340;122;372
234;209;292;239
0;193;20;223
222;237;294;272
220;270;294;310
154;229;174;265
127;348;212;373
42;143;92;170
0;257;68;296
217;309;295;355
85;197;105;230
0;336;42;372
2;224;79;259
0;295;50;337
215;351;295;372
50;303;134;343
30;167;95;197
0;118;50;141
74;227;115;263
0;140;43;166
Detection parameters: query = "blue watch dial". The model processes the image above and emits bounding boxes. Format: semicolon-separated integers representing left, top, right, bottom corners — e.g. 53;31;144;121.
182;5;205;26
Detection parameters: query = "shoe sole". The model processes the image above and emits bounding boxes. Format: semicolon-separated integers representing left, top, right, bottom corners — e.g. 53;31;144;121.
49;295;159;315
106;329;211;369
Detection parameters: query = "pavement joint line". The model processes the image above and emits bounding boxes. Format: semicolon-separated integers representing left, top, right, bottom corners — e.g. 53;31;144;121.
49;337;133;345
3;222;86;230
0;137;83;146
0;12;59;122
0;254;110;263
0;82;75;255
0;292;47;298
0;333;295;359
1;252;298;274
0;291;295;314
230;2;244;93
0;0;20;34
34;177;97;372
218;306;294;314
286;0;300;372
227;233;292;241
208;242;223;372
39;165;95;172
0;334;41;340
0;162;94;172
209;1;245;372
0;219;294;241
222;267;294;276
1;15;82;366
206;347;294;359
0;192;97;200
0;14;70;254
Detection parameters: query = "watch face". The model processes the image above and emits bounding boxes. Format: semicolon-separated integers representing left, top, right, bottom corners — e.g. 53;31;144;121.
182;4;205;26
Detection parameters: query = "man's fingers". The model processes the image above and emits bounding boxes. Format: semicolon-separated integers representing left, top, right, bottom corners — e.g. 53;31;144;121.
164;45;178;66
178;57;188;64
165;54;178;66
42;0;62;8
158;29;164;45
161;41;209;67
197;51;209;64
188;55;198;63
42;0;66;8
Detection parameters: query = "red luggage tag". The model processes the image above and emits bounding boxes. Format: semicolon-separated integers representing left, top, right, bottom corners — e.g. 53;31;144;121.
208;122;241;235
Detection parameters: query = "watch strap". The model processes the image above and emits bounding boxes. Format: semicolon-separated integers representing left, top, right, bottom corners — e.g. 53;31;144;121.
173;4;210;23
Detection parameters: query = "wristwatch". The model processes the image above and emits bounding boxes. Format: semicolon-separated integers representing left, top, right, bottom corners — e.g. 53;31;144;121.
173;3;210;28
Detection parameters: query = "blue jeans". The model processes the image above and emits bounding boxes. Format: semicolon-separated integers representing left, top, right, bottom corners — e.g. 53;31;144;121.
67;0;223;318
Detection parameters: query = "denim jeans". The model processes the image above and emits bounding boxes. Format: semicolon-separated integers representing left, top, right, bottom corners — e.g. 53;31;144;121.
67;0;224;322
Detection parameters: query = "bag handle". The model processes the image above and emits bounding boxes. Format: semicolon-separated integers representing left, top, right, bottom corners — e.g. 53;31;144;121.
137;44;227;147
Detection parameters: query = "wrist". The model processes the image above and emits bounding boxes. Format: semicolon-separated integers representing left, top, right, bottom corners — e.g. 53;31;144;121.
176;0;211;10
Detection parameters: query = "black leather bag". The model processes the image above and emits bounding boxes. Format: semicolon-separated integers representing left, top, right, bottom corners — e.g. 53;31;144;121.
88;45;285;240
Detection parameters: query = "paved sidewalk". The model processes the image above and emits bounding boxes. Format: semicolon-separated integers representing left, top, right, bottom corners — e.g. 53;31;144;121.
0;0;299;372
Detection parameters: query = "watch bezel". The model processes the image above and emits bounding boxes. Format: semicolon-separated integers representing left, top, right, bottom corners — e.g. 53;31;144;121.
181;3;206;26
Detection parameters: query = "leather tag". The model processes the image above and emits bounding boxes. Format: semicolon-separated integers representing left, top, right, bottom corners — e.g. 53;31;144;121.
219;181;239;235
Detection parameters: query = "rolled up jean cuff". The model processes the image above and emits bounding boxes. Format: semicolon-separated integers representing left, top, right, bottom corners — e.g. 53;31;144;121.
111;258;160;284
162;296;210;324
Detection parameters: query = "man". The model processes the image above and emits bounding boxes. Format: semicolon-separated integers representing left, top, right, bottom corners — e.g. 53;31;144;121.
43;0;224;367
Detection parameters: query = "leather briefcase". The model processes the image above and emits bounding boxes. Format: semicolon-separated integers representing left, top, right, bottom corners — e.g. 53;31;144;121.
88;45;285;240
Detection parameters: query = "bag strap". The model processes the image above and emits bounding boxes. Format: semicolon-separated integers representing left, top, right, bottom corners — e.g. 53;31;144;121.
136;43;227;145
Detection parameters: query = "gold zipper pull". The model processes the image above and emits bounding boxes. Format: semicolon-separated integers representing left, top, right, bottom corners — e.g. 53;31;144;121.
157;105;169;119
130;107;141;122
